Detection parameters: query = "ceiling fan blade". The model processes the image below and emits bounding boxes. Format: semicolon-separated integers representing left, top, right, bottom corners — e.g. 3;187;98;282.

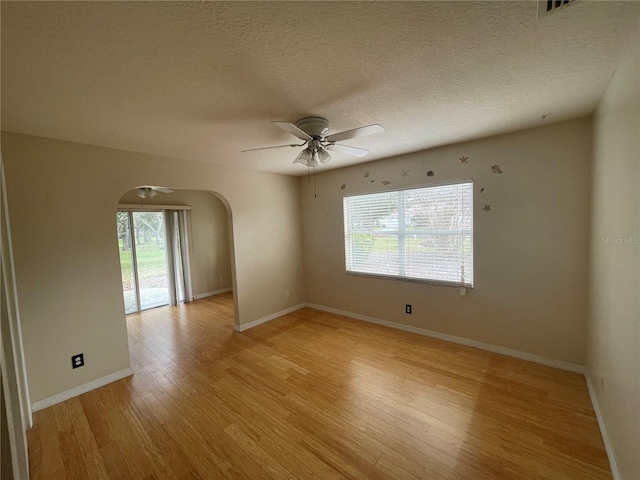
150;186;174;194
327;143;370;157
326;124;384;142
272;121;312;141
241;143;303;153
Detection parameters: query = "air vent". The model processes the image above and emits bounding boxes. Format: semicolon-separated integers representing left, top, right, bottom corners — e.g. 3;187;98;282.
538;0;580;19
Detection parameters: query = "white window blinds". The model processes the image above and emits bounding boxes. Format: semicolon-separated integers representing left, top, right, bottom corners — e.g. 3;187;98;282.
343;181;473;286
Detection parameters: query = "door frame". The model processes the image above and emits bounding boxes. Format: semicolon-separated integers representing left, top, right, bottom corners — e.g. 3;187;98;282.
0;157;31;479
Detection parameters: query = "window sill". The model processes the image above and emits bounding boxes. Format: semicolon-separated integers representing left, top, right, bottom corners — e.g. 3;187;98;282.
346;271;474;288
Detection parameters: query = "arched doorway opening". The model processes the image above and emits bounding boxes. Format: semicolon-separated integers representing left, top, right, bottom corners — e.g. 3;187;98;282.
115;187;236;326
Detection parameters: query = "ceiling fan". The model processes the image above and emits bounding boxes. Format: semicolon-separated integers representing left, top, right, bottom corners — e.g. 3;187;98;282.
242;117;385;167
136;186;173;199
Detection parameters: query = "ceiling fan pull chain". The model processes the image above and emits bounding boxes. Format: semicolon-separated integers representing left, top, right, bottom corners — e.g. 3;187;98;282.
314;165;317;198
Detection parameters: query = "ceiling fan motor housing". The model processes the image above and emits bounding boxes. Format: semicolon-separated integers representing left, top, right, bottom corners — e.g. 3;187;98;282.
295;117;329;139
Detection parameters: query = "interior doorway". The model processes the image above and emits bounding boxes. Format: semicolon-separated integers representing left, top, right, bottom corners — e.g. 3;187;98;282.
117;209;192;314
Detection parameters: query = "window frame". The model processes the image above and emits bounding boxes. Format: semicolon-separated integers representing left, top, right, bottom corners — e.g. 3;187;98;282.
342;180;474;288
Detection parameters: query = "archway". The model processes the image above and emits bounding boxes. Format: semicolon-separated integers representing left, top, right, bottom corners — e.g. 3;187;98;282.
116;187;238;328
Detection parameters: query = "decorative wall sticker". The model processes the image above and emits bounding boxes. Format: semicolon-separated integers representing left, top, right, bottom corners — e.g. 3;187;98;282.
381;180;391;185
480;187;485;193
459;156;469;164
491;165;503;174
401;169;410;179
341;184;346;190
427;171;435;177
483;204;491;212
364;172;370;178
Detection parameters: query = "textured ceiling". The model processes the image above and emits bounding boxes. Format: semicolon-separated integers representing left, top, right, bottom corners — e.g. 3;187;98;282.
1;1;638;176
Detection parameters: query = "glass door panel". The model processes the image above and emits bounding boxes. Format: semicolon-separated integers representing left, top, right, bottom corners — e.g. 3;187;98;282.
132;211;170;310
117;211;139;314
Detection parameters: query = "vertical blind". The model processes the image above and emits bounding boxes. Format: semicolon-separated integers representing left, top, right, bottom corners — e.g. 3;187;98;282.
343;181;473;286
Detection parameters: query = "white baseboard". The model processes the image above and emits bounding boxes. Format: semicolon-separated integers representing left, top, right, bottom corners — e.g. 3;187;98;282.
306;303;585;374
194;287;232;300
585;370;621;480
235;303;306;332
31;368;133;412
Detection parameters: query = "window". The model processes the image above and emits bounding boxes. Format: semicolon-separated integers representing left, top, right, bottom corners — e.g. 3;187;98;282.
343;181;473;286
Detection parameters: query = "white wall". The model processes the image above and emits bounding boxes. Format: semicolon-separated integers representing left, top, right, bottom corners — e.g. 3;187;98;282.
587;44;639;479
0;132;305;403
119;189;233;297
301;117;592;366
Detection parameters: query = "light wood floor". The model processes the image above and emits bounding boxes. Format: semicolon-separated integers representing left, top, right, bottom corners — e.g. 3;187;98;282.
28;292;611;479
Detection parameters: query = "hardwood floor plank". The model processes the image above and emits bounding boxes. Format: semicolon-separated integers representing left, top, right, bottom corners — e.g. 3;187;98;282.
27;293;612;479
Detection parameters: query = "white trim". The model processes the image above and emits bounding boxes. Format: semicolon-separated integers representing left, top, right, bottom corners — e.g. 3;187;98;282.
585;370;621;480
118;204;192;211
194;287;232;300
31;368;133;412
1;158;31;480
306;303;585;374
234;304;306;332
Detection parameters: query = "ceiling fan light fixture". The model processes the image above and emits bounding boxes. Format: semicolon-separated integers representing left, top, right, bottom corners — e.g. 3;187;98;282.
317;147;331;164
137;187;159;199
293;148;313;165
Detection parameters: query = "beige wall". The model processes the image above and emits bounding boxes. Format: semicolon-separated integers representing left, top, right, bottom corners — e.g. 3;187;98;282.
588;45;639;479
301;117;592;365
0;132;305;403
119;189;233;297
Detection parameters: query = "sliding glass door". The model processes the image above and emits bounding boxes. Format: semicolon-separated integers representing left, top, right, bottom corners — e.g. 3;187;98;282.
117;209;191;314
133;211;170;310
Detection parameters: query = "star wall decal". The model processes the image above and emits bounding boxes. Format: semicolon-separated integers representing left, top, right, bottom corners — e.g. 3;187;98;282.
483;204;491;212
491;165;503;174
459;156;469;164
401;169;410;179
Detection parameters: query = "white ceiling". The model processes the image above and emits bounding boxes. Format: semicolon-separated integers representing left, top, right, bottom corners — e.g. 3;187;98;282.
1;1;638;176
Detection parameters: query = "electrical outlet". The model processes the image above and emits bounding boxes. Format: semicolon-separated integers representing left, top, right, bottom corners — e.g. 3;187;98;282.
71;353;84;369
405;304;412;314
285;291;290;299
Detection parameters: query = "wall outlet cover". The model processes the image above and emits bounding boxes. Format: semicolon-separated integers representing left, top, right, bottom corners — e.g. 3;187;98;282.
405;304;412;314
71;353;84;369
